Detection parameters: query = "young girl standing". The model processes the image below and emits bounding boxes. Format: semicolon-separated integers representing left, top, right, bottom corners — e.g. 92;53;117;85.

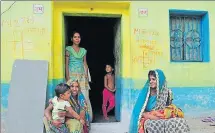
102;64;116;120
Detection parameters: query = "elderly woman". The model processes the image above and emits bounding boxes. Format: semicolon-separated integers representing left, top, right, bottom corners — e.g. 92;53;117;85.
129;69;190;133
44;80;90;133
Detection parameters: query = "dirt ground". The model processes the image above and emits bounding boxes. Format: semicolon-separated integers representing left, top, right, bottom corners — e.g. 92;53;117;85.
187;117;215;133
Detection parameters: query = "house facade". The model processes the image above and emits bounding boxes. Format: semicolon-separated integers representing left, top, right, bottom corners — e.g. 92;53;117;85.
1;1;215;132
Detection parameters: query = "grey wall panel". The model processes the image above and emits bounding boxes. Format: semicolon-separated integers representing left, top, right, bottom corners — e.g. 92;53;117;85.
6;59;48;133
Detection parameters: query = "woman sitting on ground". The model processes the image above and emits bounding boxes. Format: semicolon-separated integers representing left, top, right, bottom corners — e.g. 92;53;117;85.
44;80;90;133
129;69;190;133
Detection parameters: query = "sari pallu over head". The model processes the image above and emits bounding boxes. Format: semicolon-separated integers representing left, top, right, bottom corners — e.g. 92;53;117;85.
66;80;91;132
129;69;173;133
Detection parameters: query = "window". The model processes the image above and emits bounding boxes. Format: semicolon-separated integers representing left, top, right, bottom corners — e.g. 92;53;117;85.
169;10;209;62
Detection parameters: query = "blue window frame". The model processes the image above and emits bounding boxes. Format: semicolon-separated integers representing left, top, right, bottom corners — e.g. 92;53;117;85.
169;10;209;62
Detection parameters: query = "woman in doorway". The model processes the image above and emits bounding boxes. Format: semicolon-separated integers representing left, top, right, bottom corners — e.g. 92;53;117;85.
65;31;93;121
129;69;190;133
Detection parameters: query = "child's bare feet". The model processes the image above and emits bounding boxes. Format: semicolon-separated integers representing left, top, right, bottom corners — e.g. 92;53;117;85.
104;116;109;120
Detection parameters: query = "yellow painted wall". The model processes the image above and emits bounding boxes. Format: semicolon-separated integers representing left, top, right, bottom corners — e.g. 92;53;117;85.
1;1;131;83
1;1;215;88
130;1;215;88
1;1;53;83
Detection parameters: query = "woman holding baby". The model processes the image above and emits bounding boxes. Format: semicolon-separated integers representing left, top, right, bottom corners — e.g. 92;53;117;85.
129;69;190;133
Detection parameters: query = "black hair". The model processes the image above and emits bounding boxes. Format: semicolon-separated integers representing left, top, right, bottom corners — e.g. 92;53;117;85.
106;63;114;69
55;83;70;98
148;70;156;79
71;31;81;38
105;64;115;75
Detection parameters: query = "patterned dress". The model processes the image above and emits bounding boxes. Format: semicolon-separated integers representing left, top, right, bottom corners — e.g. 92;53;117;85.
43;93;91;133
66;92;91;133
66;46;93;122
129;69;190;133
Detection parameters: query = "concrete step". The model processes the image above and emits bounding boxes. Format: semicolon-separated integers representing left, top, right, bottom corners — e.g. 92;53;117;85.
90;122;125;133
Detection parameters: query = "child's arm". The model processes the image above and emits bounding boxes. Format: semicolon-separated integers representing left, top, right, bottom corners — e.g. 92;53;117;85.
65;106;81;120
65;106;85;125
112;88;116;92
104;75;110;90
112;78;116;92
104;75;115;92
111;75;116;92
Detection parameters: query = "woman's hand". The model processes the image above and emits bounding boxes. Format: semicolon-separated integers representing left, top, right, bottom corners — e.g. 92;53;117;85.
85;74;88;81
52;120;62;128
80;111;85;120
66;76;70;82
48;99;53;104
80;118;85;125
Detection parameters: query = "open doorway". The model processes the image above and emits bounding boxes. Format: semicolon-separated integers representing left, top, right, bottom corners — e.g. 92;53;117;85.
64;15;121;123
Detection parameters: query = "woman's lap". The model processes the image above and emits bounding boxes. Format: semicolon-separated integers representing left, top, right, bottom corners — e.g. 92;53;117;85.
66;119;83;133
144;118;190;133
43;117;54;133
43;117;83;133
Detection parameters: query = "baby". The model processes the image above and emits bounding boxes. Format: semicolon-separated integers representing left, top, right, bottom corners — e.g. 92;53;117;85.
47;83;85;133
143;104;184;120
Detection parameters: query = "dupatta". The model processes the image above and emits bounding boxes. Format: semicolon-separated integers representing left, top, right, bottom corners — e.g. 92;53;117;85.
129;69;172;133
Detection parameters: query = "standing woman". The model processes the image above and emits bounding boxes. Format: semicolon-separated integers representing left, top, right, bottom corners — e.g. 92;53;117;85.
65;31;93;122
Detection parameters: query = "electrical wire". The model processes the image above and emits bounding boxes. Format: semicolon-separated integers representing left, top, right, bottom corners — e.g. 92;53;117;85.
1;1;16;16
